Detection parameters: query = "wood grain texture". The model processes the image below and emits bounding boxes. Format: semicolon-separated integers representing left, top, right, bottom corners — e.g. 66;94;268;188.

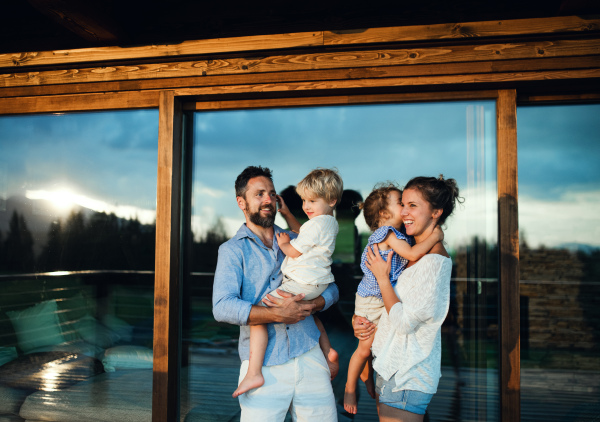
2;55;599;99
496;89;520;422
152;91;183;422
186;90;500;110
0;32;323;68
171;68;600;97
0;90;159;114
325;16;600;45
2;38;599;88
1;16;598;69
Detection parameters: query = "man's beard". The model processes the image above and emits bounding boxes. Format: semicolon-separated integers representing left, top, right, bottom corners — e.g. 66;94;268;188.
247;204;276;228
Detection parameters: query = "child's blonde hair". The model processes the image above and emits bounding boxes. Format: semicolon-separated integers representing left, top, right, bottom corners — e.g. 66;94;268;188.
296;168;344;207
359;183;402;231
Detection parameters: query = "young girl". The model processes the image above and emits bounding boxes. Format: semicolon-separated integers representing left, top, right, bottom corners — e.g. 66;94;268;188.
343;183;443;414
233;168;343;398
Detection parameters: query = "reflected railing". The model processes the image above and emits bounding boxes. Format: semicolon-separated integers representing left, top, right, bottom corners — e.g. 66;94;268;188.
0;270;155;422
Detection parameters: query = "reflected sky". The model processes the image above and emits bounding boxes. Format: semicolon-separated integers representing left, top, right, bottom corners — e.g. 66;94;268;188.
517;104;600;248
1;103;598;252
0;110;159;224
192;101;499;252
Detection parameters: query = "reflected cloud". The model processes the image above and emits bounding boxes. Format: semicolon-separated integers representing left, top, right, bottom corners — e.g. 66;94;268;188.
519;190;600;249
26;189;156;225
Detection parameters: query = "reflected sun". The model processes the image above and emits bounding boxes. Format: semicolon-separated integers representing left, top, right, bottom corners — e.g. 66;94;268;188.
26;188;78;211
48;189;77;210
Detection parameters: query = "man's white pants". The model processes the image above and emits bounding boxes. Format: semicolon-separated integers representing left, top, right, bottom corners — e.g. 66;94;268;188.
238;345;337;422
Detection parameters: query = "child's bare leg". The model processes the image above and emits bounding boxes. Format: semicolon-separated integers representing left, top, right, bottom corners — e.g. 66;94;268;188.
344;333;375;414
233;324;267;398
359;355;376;399
314;316;339;380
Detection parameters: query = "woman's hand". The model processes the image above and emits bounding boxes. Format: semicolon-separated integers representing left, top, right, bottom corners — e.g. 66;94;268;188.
353;315;376;341
365;244;393;286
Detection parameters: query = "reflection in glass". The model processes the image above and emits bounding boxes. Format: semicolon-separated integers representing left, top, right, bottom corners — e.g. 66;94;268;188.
185;101;499;421
518;104;600;422
0;111;157;421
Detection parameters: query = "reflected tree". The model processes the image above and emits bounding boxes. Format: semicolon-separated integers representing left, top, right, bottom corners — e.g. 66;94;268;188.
2;211;35;272
191;218;228;272
37;220;63;271
36;210;156;272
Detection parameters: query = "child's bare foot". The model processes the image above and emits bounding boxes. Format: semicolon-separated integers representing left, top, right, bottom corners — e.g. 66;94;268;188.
232;373;264;398
344;390;358;414
325;348;339;380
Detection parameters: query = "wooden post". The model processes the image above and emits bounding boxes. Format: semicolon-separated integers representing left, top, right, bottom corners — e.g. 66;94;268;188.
152;90;183;422
497;89;520;422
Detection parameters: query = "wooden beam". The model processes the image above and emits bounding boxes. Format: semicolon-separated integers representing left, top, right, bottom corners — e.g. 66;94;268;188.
518;92;600;103
186;90;501;110
3;38;599;88
497;89;520;422
171;68;600;96
152;90;183;422
0;90;159;114
2;56;599;99
1;16;599;69
0;67;597;115
26;0;122;43
325;16;600;45
0;32;323;69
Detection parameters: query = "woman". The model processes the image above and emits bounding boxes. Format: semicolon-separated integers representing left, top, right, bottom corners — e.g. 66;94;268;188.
354;175;461;421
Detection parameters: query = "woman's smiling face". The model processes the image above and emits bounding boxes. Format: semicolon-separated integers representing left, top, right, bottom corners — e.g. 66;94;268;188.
400;188;441;240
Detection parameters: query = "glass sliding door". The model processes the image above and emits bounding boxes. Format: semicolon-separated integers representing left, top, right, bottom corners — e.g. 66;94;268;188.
0;111;158;421
183;100;499;421
517;104;600;422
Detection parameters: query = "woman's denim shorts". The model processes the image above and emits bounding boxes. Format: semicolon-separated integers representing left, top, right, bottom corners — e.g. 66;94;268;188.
375;374;433;415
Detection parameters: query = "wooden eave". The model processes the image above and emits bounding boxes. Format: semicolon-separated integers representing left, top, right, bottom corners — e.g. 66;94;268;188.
0;15;599;113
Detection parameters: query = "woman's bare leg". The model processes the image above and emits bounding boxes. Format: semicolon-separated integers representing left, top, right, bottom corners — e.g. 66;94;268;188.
379;403;424;422
233;324;267;398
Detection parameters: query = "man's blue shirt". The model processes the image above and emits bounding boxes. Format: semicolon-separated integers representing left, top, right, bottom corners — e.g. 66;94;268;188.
212;223;339;366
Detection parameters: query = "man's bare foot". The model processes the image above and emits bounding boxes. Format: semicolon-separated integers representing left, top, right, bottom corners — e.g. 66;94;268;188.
344;390;358;414
363;375;376;399
325;348;339;380
232;373;264;398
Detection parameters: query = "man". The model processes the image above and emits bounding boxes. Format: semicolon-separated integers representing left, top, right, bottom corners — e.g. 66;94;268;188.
213;165;339;421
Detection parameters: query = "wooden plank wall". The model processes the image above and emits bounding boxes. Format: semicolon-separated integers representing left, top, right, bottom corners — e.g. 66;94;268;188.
1;15;599;422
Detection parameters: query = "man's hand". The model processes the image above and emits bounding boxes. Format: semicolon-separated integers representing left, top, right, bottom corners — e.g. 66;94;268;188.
261;289;317;324
353;315;376;341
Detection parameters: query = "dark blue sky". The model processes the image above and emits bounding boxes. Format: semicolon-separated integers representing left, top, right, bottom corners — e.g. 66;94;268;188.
1;102;598;249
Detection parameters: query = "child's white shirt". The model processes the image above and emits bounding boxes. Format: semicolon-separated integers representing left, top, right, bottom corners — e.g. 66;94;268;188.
281;214;338;286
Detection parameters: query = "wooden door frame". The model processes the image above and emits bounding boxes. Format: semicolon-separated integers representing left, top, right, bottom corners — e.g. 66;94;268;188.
176;88;520;421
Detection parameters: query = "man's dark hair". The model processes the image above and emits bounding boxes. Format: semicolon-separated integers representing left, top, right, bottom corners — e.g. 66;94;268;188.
235;166;273;198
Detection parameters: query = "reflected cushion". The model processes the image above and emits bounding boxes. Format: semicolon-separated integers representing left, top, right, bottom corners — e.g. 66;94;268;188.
102;346;153;372
73;315;120;349
0;351;104;391
6;300;65;353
